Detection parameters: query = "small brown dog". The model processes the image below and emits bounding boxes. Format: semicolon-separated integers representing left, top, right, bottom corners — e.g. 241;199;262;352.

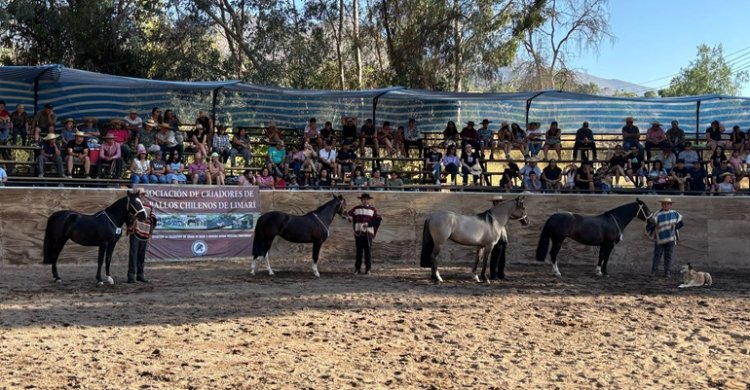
678;263;713;288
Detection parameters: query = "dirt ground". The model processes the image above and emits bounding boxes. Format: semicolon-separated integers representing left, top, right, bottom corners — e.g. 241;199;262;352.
1;259;749;390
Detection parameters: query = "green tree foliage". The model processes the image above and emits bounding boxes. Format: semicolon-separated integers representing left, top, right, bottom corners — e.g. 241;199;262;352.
659;44;748;97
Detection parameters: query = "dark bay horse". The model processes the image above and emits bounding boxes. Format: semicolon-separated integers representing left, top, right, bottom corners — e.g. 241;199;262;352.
251;194;347;277
420;197;529;283
43;189;148;284
535;198;652;277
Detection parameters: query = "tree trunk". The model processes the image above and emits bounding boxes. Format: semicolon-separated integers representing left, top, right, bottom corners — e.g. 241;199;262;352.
353;0;362;89
452;0;462;92
337;0;346;90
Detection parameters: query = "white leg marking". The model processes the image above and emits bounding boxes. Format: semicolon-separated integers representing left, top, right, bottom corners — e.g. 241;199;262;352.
553;263;561;277
250;259;256;275
265;253;274;276
595;266;603;277
473;274;481;283
312;263;320;278
106;275;114;285
435;271;443;283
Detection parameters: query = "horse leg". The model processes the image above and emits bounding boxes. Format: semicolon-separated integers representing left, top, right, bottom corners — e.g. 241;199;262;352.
311;242;322;278
480;247;491;284
250;257;257;276
104;244;115;284
49;239;68;282
431;244;443;283
550;239;564;277
472;248;482;282
96;246;105;285
265;252;274;276
600;243;615;276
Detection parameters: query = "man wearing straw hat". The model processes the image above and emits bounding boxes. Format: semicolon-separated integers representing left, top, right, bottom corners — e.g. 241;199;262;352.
37;133;65;178
645;197;683;277
65;131;91;178
347;193;382;275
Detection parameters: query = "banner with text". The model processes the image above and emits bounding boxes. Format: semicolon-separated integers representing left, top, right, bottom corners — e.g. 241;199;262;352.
142;185;261;260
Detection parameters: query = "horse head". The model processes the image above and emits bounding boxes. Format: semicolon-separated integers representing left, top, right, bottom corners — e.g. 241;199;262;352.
511;196;530;226
635;198;653;222
332;193;347;219
127;188;148;220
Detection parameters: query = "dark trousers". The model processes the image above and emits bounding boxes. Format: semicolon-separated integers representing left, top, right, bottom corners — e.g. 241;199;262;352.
354;234;372;272
128;235;148;281
573;141;597;161
404;139;423;158
651;241;674;275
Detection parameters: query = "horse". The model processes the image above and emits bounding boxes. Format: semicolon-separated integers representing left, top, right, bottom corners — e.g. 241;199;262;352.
251;194;347;278
43;189;148;284
535;198;652;277
419;196;529;283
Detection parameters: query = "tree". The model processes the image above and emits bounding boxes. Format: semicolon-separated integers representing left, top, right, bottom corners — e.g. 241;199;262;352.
515;0;613;91
643;90;657;98
659;44;748;97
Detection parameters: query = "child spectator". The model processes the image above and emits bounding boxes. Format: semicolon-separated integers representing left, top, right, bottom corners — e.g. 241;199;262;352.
273;173;286;190
208;152;226;185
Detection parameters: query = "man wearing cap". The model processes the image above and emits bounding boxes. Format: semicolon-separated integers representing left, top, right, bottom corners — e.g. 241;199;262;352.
33;103;56;132
100;134;123;178
646;198;683;277
66;131;90;178
645;121;669;160
79;118;101;145
573;121;597;161
622;117;643;157
37;133;64;178
347;193;381;275
460;120;480;151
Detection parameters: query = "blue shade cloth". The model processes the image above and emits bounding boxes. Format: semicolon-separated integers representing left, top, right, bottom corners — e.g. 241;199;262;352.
2;65;750;134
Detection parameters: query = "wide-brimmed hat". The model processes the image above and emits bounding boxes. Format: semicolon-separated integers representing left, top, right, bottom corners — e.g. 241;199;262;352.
64;118;75;124
482;119;491;124
624;117;636;122
103;134;115;139
467;121;475;126
651;121;662;126
43;133;59;141
145;119;156;127
358;193;373;199
159;122;171;129
211;152;219;158
111;118;123;125
137;145;147;155
74;131;86;137
720;172;734;178
129;108;138;114
659;197;673;204
489;195;504;201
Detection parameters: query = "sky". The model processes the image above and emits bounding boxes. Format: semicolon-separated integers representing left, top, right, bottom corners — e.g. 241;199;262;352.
568;0;750;96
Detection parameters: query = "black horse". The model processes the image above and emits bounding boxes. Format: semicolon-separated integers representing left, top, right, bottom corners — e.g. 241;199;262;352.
251;194;347;277
535;198;652;277
43;189;148;284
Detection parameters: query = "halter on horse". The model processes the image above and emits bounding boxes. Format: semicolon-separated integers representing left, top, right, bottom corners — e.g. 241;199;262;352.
535;198;652;277
420;196;529;283
43;189;148;284
251;194;347;277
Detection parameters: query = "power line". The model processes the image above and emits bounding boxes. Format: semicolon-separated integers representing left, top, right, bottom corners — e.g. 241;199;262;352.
639;45;750;86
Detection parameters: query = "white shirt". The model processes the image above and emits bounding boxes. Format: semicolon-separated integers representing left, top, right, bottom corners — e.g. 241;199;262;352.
319;148;337;163
124;115;143;128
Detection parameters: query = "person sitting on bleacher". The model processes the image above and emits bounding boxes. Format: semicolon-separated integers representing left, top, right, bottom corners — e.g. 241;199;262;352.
190;124;209;159
124;108;143;131
669;159;691;194
286;143;304;178
706;120;731;153
318;141;339;179
108;119;132;163
460;143;482;186
229;127;252;167
425;144;442;185
351;167;367;188
441;144;460;186
666;120;686;154
645;121;670;160
166;150;187;184
541;159;562;192
526;122;544;159
100;134;123;179
305;117;322;150
677;142;700;166
622;117;642;157
188;151;208;185
403;118;423;158
238;169;256;186
208;152;226;185
267;141;287;177
131;146;152;184
321;121;337;147
195;111;213;136
61;118;77;145
510;123;528;158
542;122;562;161
366;169;385;189
687;160;707;194
573;121;597;161
730;125;746;154
496;122;512;159
519;157;542;190
212;124;231;164
442;120;459;147
711;158;735;188
646;160;669;193
715;172;737;195
708;146;727;171
33;104;56;140
337;142;357;178
37;133;64;178
341;116;358;145
460;121;480;151
359;119;378;157
10;103;29;146
500;159;521;191
0;165;6;186
377;121;397;156
264;121;283;145
0;108;12;149
574;161;595;192
654;147;676;172
66;131;90;178
478;119;496;160
607;145;631;188
80;118;101;147
149;150;168;184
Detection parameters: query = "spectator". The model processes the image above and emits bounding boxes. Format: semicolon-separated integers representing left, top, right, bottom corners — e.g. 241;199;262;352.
317;168;335;188
208;152;226;185
195;111;213;143
286;175;299;190
263;122;283;146
320;121;337;147
305;117;322;149
238;169;256;186
460;143;482;186
80;118;101;147
377;121;396;156
541;159;563;192
653;147;676;171
478;119;496;159
66;131;90;178
337;142;357;177
574;161;595;192
190;124;209;158
33;103;56;135
496;122;512;159
647;160;669;193
709;146;728;171
130;145;152;184
524;171;542;192
706;120;731;153
730;125;746;153
424;143;442;184
563;163;578;191
124;108;143;133
99;134;123;179
645;121;670;159
273;173;286;189
460;120;480;151
441;144;460;186
499;159;521;191
359;119;378;157
212;124;231;164
442;120;459;147
403;118;423;158
573;121;597;161
669;159;691;194
256;167;274;188
666;120;686;154
728;149;744;175
519;157;542;189
155;122;180;162
285;143;304;177
622;117;643;156
0;108;10;151
386;172;404;189
366;169;385;189
37;133;64;178
677;142;700;166
0;164;6;186
149;107;162;125
230;127;252;167
626;145;645;187
163;109;183;147
711;159;735;188
267;141;288;177
526;121;543;158
593;162;613;193
165;151;187;184
318;141;339;179
688;160;708;194
149;149;168;184
510;122;528;157
341;116;358;144
188;151;208;184
351;167;367;188
10;103;29;145
108;119;133;162
542;122;562;161
607;145;630;187
715;172;737;195
61;118;77;145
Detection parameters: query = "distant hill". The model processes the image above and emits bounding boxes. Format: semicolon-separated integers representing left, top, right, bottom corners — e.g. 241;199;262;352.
574;72;654;96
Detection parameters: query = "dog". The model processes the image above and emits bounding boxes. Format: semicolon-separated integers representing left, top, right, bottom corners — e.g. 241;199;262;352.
678;263;713;288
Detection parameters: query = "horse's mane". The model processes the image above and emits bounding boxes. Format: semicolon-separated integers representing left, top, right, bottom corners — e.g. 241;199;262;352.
602;201;637;218
475;210;494;224
311;196;340;215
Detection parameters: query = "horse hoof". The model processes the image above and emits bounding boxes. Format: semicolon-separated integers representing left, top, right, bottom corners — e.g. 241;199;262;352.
268;271;275;276
106;276;114;285
313;272;320;278
97;281;104;286
55;278;62;283
250;270;255;276
473;275;481;283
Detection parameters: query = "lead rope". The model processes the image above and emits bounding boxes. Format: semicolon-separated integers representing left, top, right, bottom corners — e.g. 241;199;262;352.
610;214;623;243
312;212;329;240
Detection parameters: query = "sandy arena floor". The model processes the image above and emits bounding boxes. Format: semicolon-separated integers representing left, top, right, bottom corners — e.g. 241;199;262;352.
1;260;749;389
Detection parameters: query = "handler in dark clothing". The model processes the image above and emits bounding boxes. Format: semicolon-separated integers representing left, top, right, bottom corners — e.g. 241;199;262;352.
572;121;597;161
127;189;157;283
347;193;381;275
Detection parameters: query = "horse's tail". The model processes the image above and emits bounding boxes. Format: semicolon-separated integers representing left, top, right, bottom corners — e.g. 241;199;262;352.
535;218;553;262
43;213;60;265
252;213;272;258
419;219;434;268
